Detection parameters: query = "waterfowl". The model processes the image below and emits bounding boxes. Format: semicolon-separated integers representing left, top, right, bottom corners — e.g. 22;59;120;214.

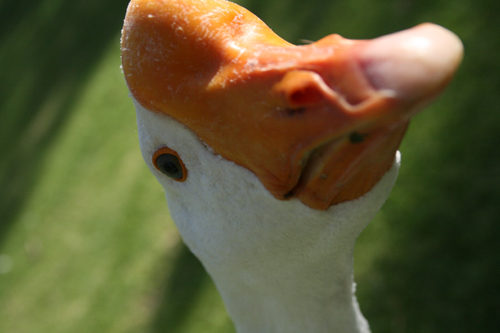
121;0;463;332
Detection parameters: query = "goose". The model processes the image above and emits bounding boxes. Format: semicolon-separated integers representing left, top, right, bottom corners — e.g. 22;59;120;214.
120;0;463;332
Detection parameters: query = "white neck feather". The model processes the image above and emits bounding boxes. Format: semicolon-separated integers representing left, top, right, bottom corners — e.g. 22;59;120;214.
134;99;400;333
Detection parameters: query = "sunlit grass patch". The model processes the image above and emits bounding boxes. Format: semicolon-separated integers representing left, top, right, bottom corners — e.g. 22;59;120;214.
0;40;231;333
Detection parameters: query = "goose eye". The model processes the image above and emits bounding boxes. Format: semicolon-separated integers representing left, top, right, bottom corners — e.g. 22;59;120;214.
152;147;187;182
157;154;182;178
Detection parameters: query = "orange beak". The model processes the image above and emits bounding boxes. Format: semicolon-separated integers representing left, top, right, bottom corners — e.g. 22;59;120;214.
121;0;463;210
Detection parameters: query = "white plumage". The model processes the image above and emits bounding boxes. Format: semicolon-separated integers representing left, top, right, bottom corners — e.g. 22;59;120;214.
135;97;400;332
121;0;462;332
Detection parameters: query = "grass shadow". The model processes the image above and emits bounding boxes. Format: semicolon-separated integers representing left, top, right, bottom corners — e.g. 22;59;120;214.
149;242;212;333
0;0;130;245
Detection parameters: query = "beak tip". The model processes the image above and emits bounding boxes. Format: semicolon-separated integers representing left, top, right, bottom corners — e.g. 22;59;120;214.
358;23;463;101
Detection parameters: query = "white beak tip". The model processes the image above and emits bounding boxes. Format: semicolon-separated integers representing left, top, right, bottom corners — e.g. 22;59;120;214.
359;23;464;101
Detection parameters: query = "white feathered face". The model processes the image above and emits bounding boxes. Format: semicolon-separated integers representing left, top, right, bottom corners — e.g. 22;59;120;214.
134;96;401;268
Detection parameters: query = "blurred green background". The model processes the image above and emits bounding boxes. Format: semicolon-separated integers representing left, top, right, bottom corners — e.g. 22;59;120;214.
0;0;498;332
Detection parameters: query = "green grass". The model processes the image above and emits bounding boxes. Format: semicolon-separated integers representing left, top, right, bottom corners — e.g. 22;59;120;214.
0;1;232;331
0;36;232;333
1;0;499;332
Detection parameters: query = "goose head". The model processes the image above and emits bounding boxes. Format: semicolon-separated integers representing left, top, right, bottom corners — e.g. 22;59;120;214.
121;0;462;331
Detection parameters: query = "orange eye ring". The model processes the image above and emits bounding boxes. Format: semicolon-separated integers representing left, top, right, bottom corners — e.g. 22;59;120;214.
152;146;187;182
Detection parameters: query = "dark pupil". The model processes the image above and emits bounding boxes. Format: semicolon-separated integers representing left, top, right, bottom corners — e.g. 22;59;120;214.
156;154;183;179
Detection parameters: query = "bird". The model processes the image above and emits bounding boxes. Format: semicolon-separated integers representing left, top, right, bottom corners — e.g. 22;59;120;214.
120;0;463;332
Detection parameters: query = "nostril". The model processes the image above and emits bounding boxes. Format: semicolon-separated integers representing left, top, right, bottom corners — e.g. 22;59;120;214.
273;70;328;109
289;86;323;107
